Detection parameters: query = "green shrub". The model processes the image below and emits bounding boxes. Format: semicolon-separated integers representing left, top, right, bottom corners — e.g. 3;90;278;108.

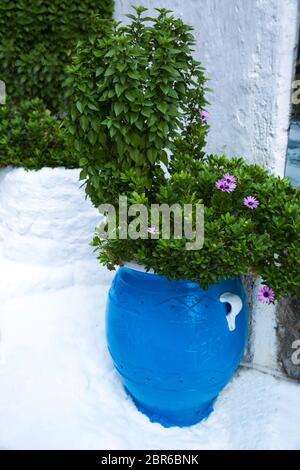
67;7;300;303
66;7;208;206
0;98;78;169
0;0;114;111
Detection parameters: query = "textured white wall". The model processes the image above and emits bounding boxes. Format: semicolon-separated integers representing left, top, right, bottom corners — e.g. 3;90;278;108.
115;0;299;175
0;168;113;298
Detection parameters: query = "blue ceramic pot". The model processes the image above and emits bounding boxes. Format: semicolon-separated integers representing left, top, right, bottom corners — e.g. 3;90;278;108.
106;264;248;427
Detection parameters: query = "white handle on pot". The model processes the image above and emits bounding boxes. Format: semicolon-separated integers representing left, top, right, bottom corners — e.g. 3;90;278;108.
220;292;243;332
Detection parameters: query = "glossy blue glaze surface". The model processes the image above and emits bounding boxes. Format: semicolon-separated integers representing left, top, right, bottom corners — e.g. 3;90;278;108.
106;266;248;427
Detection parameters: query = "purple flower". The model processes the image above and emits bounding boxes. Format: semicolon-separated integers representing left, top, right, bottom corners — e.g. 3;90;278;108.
223;173;236;184
216;178;236;193
200;110;209;122
147;227;158;235
19;143;29;148
258;286;275;304
243;196;259;209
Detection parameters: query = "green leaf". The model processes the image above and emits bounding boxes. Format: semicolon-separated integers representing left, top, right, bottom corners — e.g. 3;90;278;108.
79;158;88;166
96;67;104;77
88;130;97;145
93;50;103;57
116;63;126;73
104;67;115;77
135;119;143;131
147;148;157;163
157;103;168;114
87;103;99;111
115;83;126;97
141;107;151;118
128;70;140;80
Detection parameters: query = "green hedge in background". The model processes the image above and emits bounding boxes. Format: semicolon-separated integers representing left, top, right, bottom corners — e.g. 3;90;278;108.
0;98;78;169
0;0;114;112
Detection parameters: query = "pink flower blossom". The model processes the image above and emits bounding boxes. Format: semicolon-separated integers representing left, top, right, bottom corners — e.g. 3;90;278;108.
243;196;259;209
216;179;236;193
200;110;209;122
258;286;275;304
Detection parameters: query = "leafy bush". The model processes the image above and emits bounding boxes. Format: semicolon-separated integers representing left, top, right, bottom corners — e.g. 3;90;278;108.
67;7;300;303
0;99;78;169
0;0;114;111
66;7;208;206
93;154;300;301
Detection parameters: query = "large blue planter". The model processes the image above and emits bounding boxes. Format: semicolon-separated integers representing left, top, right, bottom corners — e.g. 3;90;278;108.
106;265;248;427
